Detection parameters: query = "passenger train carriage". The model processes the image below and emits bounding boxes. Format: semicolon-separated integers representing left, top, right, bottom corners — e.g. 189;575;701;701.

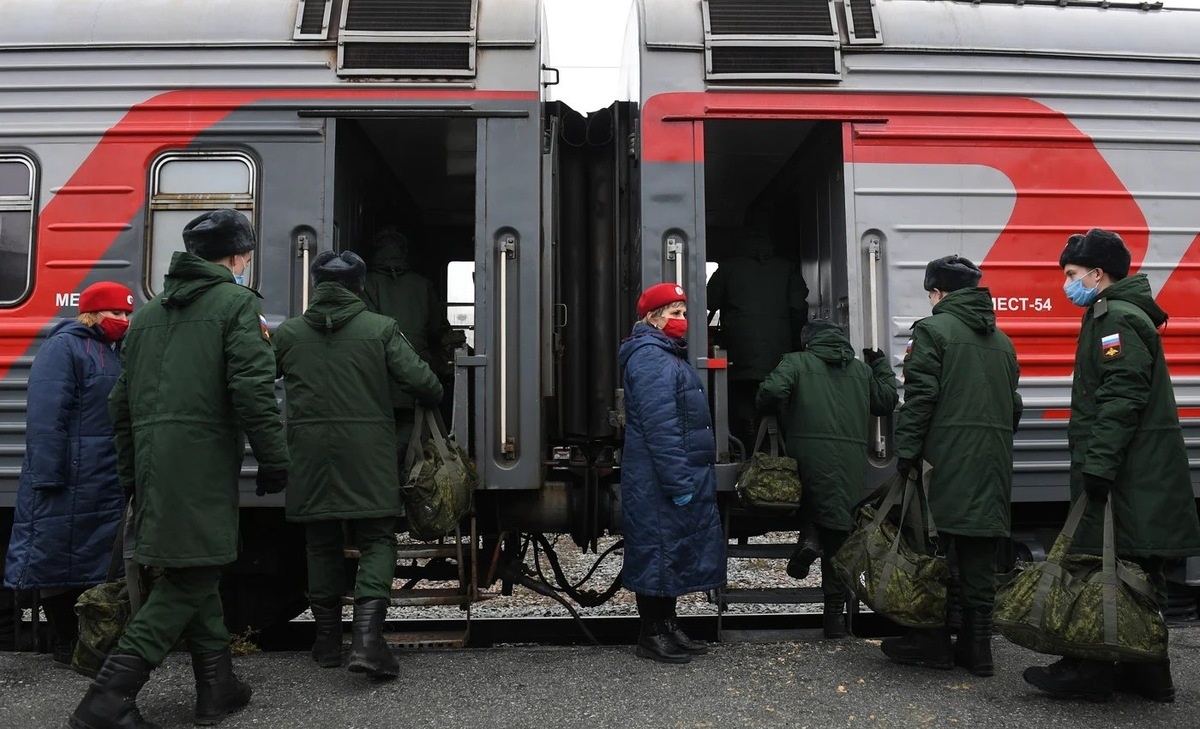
1;0;1199;634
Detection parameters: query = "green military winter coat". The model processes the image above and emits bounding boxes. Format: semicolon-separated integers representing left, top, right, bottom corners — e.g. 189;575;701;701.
756;328;898;531
707;234;809;383
273;282;443;522
1067;274;1200;558
894;287;1022;538
110;252;289;568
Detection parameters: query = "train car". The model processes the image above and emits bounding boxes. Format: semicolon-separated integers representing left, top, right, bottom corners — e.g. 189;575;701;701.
626;0;1200;588
0;0;592;633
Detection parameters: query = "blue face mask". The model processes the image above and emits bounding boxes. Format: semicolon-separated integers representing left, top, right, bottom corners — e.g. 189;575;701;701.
1063;270;1100;307
233;273;246;286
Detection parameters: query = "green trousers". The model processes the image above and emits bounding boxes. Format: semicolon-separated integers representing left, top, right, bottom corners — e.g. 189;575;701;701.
305;518;396;605
818;526;849;598
116;566;228;666
945;535;1000;609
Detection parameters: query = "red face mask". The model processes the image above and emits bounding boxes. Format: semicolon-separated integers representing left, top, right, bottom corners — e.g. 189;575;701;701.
98;317;130;342
662;317;688;340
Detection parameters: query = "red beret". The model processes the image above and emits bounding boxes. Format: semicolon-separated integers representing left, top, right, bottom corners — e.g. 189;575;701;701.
637;282;687;319
78;281;134;314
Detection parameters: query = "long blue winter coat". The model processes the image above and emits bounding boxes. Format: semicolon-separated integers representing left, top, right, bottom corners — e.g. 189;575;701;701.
618;323;726;597
4;321;125;590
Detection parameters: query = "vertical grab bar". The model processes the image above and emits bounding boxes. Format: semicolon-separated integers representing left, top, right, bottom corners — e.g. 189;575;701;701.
867;235;887;459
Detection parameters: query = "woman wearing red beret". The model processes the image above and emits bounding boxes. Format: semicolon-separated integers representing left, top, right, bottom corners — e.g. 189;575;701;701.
4;281;134;666
618;282;726;664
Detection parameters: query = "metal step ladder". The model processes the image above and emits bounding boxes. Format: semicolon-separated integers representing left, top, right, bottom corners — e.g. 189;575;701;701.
714;516;860;642
343;516;483;649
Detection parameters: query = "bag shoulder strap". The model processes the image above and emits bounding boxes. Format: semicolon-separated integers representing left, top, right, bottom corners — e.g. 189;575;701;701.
105;502;127;582
405;407;429;475
424;407;455;462
764;416;785;457
751;417;770;455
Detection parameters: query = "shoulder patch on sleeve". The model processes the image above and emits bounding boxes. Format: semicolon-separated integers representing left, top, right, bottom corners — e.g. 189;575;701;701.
904;338;913;361
259;314;270;341
1100;332;1121;360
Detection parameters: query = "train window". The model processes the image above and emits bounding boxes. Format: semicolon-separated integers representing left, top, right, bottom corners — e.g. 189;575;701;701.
446;260;475;348
145;152;257;296
0;155;36;307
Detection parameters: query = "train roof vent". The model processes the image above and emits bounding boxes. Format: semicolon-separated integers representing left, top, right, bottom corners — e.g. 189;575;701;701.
702;0;842;83
337;0;477;78
845;0;882;45
294;0;334;40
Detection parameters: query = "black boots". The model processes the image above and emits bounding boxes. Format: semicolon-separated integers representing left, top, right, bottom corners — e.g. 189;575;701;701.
663;617;707;655
823;598;847;639
1023;657;1114;701
954;607;993;677
191;648;251;726
347;597;398;679
880;628;953;670
1114;660;1175;703
42;591;80;666
310;601;343;668
635;620;691;664
786;530;822;581
67;654;161;729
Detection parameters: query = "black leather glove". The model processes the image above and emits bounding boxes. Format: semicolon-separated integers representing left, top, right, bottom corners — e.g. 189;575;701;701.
897;457;917;479
1083;473;1113;502
255;469;288;497
863;348;885;364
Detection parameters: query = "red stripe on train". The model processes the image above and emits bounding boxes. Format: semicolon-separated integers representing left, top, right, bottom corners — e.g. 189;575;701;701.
641;92;1199;378
1041;408;1200;420
0;88;537;379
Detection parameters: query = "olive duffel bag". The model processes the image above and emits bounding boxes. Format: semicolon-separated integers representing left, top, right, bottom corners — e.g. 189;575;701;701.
995;492;1167;663
735;416;802;513
832;470;949;628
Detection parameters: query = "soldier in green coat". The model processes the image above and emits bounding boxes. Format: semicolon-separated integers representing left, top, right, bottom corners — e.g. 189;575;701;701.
274;251;442;680
70;210;290;729
707;230;809;452
881;256;1021;678
1024;229;1200;703
756;321;898;638
362;228;453;462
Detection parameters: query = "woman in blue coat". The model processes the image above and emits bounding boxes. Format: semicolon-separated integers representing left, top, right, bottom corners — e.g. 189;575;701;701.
618;283;726;664
4;281;133;664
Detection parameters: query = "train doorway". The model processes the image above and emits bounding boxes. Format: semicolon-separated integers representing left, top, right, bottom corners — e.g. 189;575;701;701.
328;116;477;318
702;120;850;453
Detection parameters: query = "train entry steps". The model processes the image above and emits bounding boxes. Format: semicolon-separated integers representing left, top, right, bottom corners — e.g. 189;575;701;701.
342;516;481;650
713;528;862;643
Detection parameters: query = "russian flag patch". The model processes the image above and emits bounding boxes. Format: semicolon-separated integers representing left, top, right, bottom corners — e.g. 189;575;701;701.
259;314;271;341
1100;332;1120;359
904;338;913;359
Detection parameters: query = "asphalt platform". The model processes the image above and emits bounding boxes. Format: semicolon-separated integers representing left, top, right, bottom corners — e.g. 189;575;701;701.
3;627;1199;728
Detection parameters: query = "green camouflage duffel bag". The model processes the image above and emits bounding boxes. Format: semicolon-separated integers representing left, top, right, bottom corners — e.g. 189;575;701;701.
70;579;131;678
736;416;801;512
995;492;1167;663
402;406;478;541
832;470;948;628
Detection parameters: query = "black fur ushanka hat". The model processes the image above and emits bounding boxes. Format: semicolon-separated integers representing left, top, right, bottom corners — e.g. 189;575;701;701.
311;250;367;293
924;255;982;292
181;209;256;261
1059;228;1131;280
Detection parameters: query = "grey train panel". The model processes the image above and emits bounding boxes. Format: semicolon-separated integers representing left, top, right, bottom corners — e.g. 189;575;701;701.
0;0;548;503
632;0;1200;502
